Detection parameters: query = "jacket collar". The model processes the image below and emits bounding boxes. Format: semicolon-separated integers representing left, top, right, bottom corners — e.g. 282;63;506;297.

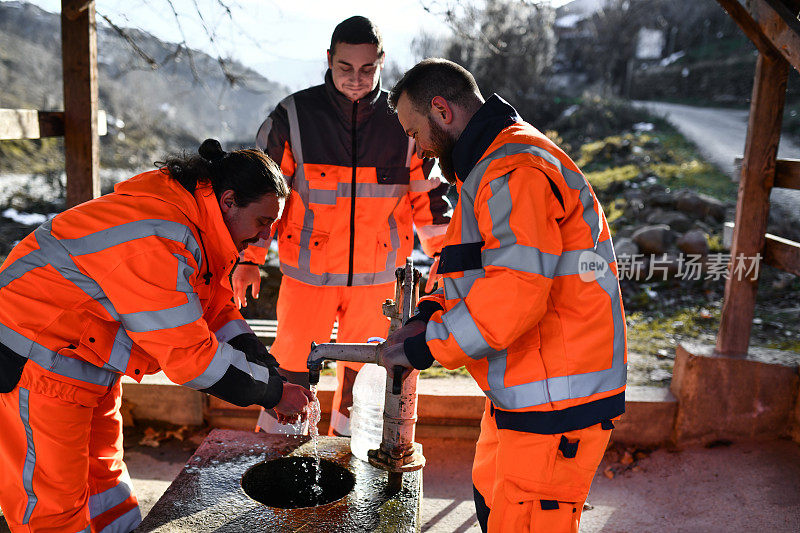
452;94;521;182
323;69;383;126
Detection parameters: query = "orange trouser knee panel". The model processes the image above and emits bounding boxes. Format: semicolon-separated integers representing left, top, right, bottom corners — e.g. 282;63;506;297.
269;277;392;436
473;400;611;533
0;363;140;533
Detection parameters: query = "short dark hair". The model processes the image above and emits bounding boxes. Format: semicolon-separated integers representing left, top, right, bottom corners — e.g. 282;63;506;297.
329;16;383;56
158;139;289;207
389;58;482;113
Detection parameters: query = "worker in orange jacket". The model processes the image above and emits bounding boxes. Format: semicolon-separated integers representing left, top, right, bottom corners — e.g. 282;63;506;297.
381;60;627;532
0;140;313;533
232;16;451;436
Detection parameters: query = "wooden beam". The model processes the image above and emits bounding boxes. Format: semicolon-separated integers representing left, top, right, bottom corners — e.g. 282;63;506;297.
750;0;800;71
774;158;800;190
0;109;107;140
62;0;99;208
716;52;789;356
764;232;800;276
0;110;64;139
715;0;783;59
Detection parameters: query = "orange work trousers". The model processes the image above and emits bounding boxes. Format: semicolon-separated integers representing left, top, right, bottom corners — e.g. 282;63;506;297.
0;361;140;533
270;276;393;436
472;399;612;533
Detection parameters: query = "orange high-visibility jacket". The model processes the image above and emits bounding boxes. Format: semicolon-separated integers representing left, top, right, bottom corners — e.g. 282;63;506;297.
405;95;627;433
243;71;451;286
0;170;284;408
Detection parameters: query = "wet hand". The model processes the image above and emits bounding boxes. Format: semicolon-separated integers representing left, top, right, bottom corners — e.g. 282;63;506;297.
274;383;314;424
232;263;261;308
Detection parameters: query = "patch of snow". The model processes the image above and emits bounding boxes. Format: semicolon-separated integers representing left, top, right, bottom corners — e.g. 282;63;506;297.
2;208;55;225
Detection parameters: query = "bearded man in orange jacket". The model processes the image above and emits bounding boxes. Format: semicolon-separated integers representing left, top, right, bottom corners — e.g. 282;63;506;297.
0;140;313;533
232;16;451;436
381;59;627;533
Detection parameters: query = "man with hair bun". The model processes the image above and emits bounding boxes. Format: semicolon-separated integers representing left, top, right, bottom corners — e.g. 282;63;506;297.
0;139;313;533
235;16;452;436
382;59;627;532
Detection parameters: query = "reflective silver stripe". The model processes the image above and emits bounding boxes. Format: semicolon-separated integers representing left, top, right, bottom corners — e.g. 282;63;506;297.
106;325;133;372
183;341;272;390
486;351;508;391
89;472;133;518
279;262;397;287
119;293;202;333
385;205;401;273
443;269;484;300
229;352;272;384
175;253;196;293
284;96;317;276
487;174;515;247
19;387;38;524
441;300;498;360
98;506;142;533
338;182;408;198
426;319;449;342
308;189;337;205
255;116;272;151
483;245;560;278
0;322;119;387
215;319;252;343
181;341;234;390
555;239;616;277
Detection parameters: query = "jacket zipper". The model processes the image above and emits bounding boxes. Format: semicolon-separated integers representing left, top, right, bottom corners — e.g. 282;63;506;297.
347;100;358;286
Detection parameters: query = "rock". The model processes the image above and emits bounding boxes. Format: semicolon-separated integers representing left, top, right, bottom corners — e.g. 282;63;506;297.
677;229;709;256
646;210;693;232
614;237;639;257
674;190;726;221
646;191;675;208
632;224;676;255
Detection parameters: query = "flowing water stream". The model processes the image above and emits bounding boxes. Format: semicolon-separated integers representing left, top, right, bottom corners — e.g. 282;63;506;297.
308;385;322;498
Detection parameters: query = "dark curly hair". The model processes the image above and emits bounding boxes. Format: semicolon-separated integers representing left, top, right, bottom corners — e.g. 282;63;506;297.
157;139;289;207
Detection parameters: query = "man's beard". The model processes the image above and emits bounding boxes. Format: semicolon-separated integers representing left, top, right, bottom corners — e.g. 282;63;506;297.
427;117;458;184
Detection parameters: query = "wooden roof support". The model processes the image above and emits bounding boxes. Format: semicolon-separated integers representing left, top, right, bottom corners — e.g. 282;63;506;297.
716;51;789;356
716;0;800;71
61;0;99;207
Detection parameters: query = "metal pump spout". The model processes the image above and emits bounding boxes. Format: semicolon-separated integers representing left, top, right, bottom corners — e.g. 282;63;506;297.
306;258;426;493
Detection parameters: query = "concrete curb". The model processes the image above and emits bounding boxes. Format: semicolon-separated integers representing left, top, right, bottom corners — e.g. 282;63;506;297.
122;374;676;446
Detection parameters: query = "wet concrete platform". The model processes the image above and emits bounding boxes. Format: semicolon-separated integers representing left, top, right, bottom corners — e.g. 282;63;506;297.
134;430;422;532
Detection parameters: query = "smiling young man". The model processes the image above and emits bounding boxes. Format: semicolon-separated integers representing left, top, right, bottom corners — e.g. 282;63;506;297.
382;59;627;533
233;16;452;436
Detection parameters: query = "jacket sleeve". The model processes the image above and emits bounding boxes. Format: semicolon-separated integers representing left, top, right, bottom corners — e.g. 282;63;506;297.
407;146;451;257
242;103;297;264
405;166;567;371
100;244;285;409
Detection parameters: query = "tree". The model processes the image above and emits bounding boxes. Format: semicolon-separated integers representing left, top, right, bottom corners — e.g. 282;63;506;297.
425;0;556;99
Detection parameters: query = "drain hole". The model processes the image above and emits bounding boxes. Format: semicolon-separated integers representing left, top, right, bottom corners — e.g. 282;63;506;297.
242;457;355;509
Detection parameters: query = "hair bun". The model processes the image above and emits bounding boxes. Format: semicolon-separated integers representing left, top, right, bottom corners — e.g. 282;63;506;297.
198;138;227;162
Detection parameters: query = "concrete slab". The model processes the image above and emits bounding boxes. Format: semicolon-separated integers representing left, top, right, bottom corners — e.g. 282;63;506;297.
122;372;204;426
671;342;800;445
612;386;676;447
134;430;422;532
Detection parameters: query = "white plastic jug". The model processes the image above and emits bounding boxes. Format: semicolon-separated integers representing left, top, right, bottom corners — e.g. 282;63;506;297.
350;362;386;462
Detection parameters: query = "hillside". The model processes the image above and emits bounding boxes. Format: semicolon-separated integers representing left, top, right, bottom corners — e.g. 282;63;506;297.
0;1;289;171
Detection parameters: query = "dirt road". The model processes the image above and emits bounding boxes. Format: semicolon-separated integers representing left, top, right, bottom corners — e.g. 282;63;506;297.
636;101;800;238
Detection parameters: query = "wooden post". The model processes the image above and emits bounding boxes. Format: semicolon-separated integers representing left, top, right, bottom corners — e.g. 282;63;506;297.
61;0;99;207
716;52;788;356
